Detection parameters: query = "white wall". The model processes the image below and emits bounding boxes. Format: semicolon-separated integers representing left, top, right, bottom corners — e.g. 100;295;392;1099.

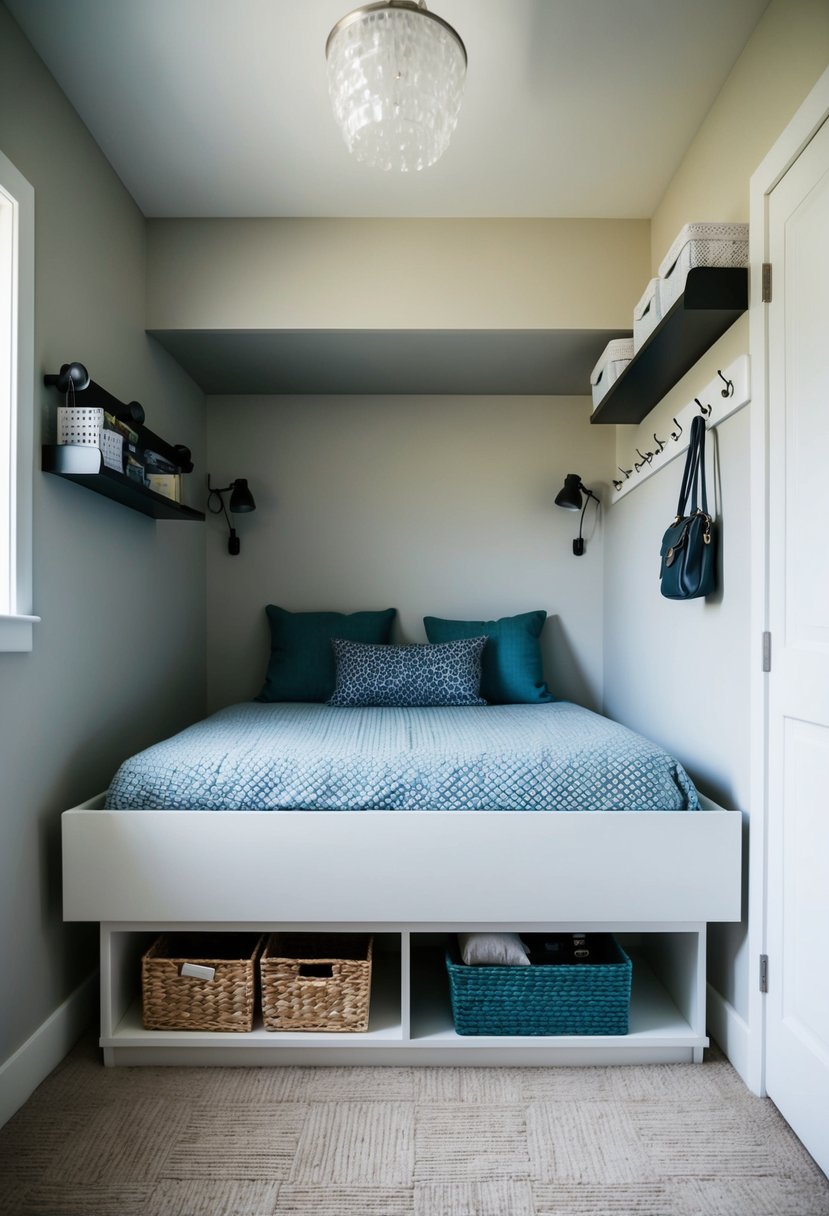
206;394;612;715
0;4;206;1071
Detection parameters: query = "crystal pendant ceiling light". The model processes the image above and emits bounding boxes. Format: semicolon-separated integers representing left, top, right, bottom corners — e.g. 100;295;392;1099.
325;1;467;173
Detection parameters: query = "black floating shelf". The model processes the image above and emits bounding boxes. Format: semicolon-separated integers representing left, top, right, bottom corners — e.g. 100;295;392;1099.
42;446;205;521
590;267;748;425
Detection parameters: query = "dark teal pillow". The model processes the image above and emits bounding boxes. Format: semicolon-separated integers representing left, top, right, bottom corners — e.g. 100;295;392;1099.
423;610;554;704
257;606;396;702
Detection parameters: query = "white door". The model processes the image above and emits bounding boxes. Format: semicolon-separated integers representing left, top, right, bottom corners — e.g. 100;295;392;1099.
765;113;829;1176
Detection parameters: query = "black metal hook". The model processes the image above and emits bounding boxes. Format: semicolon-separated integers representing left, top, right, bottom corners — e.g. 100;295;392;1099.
653;432;666;453
618;466;632;480
636;448;653;465
613;479;624;492
695;398;712;417
717;369;734;398
671;418;683;441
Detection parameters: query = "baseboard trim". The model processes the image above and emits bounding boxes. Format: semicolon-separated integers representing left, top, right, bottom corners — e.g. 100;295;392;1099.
707;981;755;1089
0;971;97;1129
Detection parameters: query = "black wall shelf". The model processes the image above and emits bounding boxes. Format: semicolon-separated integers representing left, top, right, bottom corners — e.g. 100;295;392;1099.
590;267;748;425
42;446;205;521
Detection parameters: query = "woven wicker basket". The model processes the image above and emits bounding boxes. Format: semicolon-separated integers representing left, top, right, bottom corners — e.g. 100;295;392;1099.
260;934;373;1032
446;934;632;1036
142;933;264;1032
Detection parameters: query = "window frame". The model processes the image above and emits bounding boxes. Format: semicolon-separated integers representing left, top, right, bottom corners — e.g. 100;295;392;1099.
0;149;37;652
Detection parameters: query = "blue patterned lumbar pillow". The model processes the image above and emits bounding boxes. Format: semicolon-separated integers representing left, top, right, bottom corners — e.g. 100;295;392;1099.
328;637;488;708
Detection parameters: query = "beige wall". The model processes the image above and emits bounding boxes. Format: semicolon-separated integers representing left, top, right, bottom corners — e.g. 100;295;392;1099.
650;0;829;270
603;0;829;1022
0;5;206;1066
206;394;613;717
147;218;650;332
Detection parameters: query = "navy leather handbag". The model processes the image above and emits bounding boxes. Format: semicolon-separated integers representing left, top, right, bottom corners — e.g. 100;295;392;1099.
659;414;716;600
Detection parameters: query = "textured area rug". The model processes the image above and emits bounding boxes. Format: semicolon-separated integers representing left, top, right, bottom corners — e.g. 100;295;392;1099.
0;1036;827;1215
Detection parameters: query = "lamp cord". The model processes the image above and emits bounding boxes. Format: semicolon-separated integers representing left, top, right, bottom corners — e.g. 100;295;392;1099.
207;486;232;535
578;490;599;544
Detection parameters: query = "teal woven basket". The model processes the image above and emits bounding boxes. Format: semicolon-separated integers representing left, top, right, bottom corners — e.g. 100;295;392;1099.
446;936;632;1036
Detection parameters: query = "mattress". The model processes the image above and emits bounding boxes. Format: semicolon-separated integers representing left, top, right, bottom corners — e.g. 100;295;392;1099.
105;702;700;812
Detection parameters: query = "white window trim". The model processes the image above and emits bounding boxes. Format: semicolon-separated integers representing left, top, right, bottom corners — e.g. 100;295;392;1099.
0;149;38;652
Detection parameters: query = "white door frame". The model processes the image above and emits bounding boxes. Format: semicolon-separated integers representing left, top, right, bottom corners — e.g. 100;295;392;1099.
747;65;829;1098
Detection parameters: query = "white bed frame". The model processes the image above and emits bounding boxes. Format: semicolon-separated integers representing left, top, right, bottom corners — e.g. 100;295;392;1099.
63;794;741;1066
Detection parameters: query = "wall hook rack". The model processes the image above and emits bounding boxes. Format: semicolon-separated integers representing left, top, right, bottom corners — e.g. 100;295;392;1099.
610;355;750;505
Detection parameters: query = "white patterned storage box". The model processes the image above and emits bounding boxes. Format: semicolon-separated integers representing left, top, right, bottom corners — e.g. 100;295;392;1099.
658;222;749;313
590;337;634;410
57;406;104;446
633;278;662;353
57;406;125;471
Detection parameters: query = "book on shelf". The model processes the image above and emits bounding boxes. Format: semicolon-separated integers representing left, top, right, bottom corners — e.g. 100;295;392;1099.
146;472;181;502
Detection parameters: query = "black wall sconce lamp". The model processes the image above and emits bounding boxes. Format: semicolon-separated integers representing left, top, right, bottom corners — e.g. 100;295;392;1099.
207;475;256;555
555;473;599;556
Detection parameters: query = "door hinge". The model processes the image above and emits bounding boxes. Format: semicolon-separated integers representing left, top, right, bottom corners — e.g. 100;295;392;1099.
760;954;769;993
762;631;772;672
762;263;773;303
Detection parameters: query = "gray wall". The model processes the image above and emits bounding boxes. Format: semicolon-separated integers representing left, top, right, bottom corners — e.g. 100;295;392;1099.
0;5;206;1065
205;394;613;715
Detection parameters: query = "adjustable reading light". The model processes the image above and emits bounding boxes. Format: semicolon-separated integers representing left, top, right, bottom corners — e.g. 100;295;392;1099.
207;475;256;555
555;474;599;556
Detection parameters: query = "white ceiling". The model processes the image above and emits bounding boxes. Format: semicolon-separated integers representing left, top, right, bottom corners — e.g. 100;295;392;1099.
8;0;770;220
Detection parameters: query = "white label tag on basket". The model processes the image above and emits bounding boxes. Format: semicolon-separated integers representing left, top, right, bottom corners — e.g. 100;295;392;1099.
180;963;215;981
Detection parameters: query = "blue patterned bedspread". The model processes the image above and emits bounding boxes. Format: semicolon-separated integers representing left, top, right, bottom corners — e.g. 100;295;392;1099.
105;702;699;811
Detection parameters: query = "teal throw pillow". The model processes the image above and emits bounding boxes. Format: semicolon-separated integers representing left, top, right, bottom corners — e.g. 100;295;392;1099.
257;606;397;703
423;610;554;704
328;637;487;708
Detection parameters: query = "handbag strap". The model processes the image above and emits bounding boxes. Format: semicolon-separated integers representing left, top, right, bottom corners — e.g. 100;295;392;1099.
689;415;709;516
675;415;704;518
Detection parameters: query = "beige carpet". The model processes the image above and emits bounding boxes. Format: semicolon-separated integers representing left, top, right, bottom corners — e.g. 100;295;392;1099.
0;1036;827;1216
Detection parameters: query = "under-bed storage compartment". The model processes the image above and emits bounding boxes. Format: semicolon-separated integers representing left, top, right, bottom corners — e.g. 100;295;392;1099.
99;924;711;1065
409;929;707;1061
101;928;401;1056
